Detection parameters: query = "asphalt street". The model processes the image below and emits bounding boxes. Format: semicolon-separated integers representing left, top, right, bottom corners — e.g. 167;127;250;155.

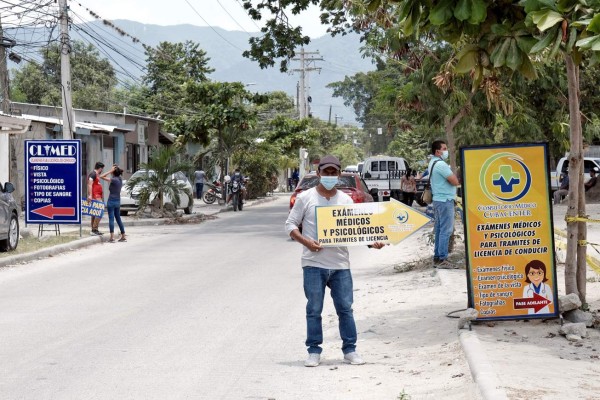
0;196;478;400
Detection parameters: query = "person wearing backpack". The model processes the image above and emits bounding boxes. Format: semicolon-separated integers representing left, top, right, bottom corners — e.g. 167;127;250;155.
429;140;460;269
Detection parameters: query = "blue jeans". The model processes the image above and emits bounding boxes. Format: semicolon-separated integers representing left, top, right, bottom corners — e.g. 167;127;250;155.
433;199;455;260
195;183;204;199
106;198;125;234
303;267;357;355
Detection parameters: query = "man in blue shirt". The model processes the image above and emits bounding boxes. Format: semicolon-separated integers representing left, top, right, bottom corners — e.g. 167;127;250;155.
429;140;460;269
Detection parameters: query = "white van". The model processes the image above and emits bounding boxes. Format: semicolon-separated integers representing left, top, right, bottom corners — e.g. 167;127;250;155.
361;156;410;201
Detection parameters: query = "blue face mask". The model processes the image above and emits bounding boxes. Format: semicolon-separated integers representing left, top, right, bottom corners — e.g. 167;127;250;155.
320;176;338;190
442;150;449;160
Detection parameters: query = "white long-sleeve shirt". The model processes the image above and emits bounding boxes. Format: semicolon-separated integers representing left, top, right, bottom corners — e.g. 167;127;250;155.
285;187;353;270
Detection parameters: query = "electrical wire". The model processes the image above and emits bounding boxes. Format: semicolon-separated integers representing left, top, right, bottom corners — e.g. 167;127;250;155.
233;0;262;31
215;0;251;35
182;0;245;52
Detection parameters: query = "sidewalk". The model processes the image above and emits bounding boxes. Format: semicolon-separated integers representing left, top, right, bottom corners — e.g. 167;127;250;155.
455;202;600;400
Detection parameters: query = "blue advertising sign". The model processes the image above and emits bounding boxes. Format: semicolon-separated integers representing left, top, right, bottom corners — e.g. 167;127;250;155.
25;140;82;224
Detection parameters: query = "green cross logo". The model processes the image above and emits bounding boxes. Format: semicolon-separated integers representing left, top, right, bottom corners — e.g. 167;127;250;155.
491;165;521;193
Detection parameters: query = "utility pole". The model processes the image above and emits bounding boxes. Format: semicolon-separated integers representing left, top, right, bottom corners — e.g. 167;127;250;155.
334;114;343;126
296;82;300;116
291;48;322;118
0;19;9;115
58;0;75;139
291;48;322;178
0;16;11;185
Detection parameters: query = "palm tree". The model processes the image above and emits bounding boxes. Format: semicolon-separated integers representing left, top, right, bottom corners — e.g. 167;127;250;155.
126;146;193;212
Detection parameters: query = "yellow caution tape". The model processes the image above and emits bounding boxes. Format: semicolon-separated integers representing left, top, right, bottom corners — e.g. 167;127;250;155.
565;216;600;223
554;228;600;275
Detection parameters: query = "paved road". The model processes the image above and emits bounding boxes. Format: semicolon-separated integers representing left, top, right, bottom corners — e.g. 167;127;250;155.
0;196;477;399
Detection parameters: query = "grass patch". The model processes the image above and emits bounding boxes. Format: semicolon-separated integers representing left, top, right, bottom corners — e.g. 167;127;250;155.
0;234;82;258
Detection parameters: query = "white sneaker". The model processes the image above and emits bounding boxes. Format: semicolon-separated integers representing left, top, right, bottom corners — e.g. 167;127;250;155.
304;353;321;367
344;352;365;365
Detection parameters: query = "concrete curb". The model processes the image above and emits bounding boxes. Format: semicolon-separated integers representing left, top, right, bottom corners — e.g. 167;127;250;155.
0;236;103;268
459;331;508;400
436;269;508;400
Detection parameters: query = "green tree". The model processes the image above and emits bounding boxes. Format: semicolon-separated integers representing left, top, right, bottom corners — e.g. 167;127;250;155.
172;81;258;180
330;142;360;167
241;0;600;302
143;41;214;117
233;141;280;198
109;82;153;115
10;63;50;104
125;146;192;213
11;41;117;110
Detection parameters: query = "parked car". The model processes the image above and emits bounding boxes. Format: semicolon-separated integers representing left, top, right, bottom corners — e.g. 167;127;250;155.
551;156;600;192
0;182;19;252
120;170;194;215
357;161;364;175
344;165;359;173
289;172;374;210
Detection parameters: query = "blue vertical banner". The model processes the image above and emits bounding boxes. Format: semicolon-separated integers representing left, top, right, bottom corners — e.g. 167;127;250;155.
25;140;82;224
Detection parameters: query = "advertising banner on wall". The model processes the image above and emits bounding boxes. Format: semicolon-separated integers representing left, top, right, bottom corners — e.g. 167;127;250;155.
461;143;559;321
25;140;82;224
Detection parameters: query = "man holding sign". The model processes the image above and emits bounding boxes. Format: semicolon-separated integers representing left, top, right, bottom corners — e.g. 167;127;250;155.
285;155;385;368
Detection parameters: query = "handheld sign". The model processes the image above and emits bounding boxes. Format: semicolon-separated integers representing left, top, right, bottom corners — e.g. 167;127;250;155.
461;143;559;321
316;198;431;246
81;199;105;218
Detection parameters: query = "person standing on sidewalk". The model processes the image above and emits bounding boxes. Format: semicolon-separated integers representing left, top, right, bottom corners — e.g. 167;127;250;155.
194;168;206;199
585;168;598;192
285;155;385;368
101;165;126;243
87;162;108;235
400;168;417;207
429;140;459;269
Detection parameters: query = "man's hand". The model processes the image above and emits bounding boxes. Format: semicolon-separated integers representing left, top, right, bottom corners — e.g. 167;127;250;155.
304;238;324;253
370;242;387;249
290;229;323;253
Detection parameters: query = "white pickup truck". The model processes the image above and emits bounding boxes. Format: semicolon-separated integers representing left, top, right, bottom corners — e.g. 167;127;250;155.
361;156;410;201
551;156;600;191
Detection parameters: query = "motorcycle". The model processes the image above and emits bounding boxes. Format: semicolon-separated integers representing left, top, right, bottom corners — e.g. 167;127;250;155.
202;181;224;204
230;179;244;212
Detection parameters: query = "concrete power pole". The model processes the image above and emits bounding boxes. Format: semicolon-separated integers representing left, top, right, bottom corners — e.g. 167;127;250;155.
0;16;11;184
58;0;75;139
291;48;322;177
0;18;9;115
291;48;322;118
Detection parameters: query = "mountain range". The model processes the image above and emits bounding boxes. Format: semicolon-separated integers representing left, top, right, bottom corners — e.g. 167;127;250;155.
7;20;375;125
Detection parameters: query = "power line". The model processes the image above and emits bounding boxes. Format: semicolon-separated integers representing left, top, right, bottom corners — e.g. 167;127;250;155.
182;0;245;52
215;0;251;35
68;7;147;59
68;0;150;49
233;0;262;31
